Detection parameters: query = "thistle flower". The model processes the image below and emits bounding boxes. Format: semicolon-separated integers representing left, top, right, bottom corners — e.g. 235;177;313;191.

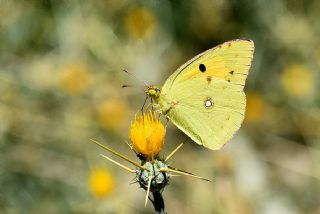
130;111;165;160
91;112;209;213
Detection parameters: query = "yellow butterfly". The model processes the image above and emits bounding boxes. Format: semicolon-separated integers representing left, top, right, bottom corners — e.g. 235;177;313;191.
146;39;254;150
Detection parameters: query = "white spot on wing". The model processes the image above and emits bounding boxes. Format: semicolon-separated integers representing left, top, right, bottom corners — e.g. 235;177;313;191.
204;97;213;108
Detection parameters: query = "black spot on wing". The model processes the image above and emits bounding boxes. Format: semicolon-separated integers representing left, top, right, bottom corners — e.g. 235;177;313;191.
199;64;206;72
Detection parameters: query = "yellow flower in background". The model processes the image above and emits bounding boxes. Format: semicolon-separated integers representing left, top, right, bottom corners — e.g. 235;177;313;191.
281;64;314;97
59;64;90;94
89;168;114;198
125;7;156;39
313;48;320;67
213;153;233;173
130;111;165;159
189;0;227;41
97;98;129;131
245;91;265;123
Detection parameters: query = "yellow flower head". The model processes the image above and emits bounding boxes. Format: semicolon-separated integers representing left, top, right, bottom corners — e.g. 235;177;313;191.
89;168;114;198
281;64;314;97
245;91;265;123
59;63;89;94
97;98;129;131
125;7;156;39
130;111;165;159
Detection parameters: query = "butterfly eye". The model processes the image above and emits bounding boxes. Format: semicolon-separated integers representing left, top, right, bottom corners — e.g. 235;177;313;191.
199;64;206;72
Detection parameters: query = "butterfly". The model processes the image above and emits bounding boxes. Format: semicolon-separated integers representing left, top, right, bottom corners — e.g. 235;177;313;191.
146;39;255;150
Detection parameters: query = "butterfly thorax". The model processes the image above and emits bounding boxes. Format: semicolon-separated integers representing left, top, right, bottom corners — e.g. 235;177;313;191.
146;86;172;114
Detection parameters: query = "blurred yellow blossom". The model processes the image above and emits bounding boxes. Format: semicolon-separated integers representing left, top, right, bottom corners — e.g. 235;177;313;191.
97;98;129;131
130;111;165;159
59;64;90;94
281;64;314;97
245;91;265;123
125;7;156;39
272;15;314;50
89;168;114;198
213;153;233;173
0;83;17;103
296;109;320;138
189;0;227;41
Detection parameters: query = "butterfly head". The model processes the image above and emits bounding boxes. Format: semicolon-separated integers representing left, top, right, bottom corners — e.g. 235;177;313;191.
145;85;161;100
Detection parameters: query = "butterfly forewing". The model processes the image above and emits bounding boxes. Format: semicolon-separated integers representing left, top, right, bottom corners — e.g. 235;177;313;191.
161;39;254;95
163;77;246;150
158;39;254;150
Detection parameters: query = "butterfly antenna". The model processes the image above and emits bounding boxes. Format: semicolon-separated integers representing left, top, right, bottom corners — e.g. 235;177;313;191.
122;69;148;87
90;139;146;170
122;84;146;89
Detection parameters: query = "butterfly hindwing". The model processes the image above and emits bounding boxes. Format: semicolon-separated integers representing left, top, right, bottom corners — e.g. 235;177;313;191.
162;77;246;150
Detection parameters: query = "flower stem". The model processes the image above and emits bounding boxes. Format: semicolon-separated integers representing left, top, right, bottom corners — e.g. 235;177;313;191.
152;191;166;214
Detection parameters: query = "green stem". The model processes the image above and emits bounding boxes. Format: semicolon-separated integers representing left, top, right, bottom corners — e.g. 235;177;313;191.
152;191;166;214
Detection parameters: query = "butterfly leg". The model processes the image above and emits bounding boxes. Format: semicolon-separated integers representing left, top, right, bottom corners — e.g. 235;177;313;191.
155;110;162;118
165;115;171;128
150;98;154;111
140;96;149;114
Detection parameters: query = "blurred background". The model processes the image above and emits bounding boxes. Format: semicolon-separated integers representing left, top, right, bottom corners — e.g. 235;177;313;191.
1;0;320;213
